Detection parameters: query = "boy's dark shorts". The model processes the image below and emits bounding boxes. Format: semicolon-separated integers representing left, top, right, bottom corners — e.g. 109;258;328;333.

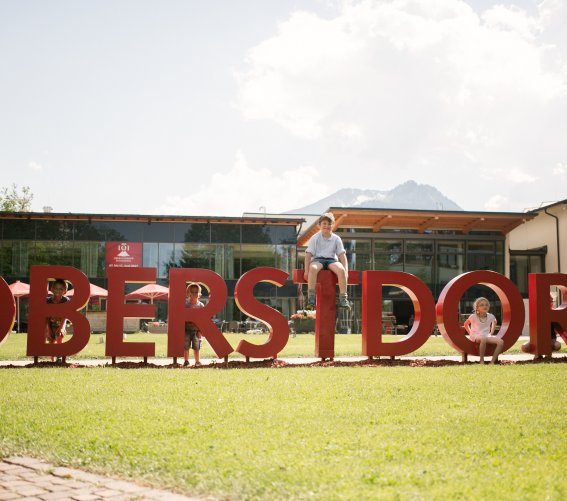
314;257;338;270
184;331;201;351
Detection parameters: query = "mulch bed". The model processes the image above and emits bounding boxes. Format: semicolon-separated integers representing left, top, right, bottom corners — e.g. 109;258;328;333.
2;356;566;369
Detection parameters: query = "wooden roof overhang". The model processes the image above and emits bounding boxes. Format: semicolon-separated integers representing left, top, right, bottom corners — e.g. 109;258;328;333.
297;207;535;246
0;212;305;227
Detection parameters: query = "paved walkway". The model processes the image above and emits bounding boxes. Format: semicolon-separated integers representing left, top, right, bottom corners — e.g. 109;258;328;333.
0;456;199;501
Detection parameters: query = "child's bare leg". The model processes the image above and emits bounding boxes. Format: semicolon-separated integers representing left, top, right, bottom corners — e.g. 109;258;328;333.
194;349;200;364
477;337;487;364
486;337;504;364
307;262;323;291
183;349;189;363
328;262;348;294
307;262;323;307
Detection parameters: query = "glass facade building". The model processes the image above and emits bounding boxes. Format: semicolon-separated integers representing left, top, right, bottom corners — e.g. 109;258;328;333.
0;214;302;325
1;207;533;333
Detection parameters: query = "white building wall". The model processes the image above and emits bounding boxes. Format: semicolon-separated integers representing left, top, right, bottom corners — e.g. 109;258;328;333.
508;203;567;274
508;202;567;335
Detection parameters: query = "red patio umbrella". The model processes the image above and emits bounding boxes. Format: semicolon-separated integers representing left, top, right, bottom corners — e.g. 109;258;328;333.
9;281;30;333
125;283;169;304
66;283;108;298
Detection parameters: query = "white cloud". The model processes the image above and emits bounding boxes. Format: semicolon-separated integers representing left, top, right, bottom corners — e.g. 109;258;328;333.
484;194;508;210
154;150;329;216
236;0;566;141
553;162;566;175
480;167;537;183
29;161;44;172
234;0;567;210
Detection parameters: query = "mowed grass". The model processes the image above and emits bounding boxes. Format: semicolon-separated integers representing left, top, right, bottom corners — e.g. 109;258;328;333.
0;366;566;500
0;332;535;361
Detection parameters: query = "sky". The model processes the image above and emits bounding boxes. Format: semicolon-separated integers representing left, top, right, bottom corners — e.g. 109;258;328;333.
1;0;566;216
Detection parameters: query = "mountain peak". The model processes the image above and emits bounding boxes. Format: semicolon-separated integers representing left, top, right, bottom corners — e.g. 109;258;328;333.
284;181;462;214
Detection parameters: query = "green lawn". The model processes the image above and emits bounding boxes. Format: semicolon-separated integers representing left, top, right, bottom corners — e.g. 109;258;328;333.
1;366;565;500
0;332;533;361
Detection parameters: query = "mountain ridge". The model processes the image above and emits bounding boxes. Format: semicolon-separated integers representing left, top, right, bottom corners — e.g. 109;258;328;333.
284;180;462;214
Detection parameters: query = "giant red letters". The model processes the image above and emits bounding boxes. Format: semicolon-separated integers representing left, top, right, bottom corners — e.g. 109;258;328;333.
293;269;360;358
234;267;289;359
436;270;525;356
168;268;232;358
362;271;436;357
0;277;16;346
27;266;91;357
528;273;567;357
106;267;156;358
1;266;565;361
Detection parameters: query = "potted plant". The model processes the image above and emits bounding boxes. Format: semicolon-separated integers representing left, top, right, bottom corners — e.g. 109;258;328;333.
291;309;316;333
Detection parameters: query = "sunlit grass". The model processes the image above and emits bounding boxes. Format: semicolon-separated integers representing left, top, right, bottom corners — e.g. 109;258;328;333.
1;366;565;500
0;332;535;361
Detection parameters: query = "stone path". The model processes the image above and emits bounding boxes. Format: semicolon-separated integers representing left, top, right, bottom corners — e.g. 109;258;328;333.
0;457;199;501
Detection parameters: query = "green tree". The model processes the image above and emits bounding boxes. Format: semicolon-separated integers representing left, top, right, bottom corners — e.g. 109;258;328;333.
0;184;33;211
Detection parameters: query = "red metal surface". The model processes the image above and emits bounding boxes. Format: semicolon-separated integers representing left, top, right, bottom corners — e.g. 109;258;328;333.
106;267;156;358
168;268;233;358
293;269;359;359
235;267;290;359
362;271;435;357
0;277;16;345
27;266;91;357
528;273;567;356
436;270;524;357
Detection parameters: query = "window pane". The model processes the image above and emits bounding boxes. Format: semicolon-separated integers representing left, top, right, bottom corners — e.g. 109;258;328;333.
33;241;77;267
211;224;241;243
142;222;174;243
178;223;210;243
78;242;104;278
437;241;465;253
467;253;496;271
242;225;297;244
345;239;372;271
406;240;434;253
173;243;217;271
158;243;174;278
275;245;296;273
374;240;402;253
35;221;74;240
468;241;495;252
1;220;35;239
404;254;433;284
0;240;30;276
510;255;528;295
89;222;144;241
238;244;277;273
529;255;544;274
143;243;158;269
437;253;464;287
374;253;403;271
373;240;402;270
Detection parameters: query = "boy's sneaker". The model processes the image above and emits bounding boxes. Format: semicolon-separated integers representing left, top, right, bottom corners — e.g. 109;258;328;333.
338;297;351;310
56;357;63;364
306;295;316;309
195;361;202;367
183;360;190;367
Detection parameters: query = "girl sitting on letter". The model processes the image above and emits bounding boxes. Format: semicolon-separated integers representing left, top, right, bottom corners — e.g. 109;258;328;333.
463;297;504;364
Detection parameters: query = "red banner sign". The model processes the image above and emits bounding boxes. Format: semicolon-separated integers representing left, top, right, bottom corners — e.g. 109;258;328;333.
105;242;142;269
